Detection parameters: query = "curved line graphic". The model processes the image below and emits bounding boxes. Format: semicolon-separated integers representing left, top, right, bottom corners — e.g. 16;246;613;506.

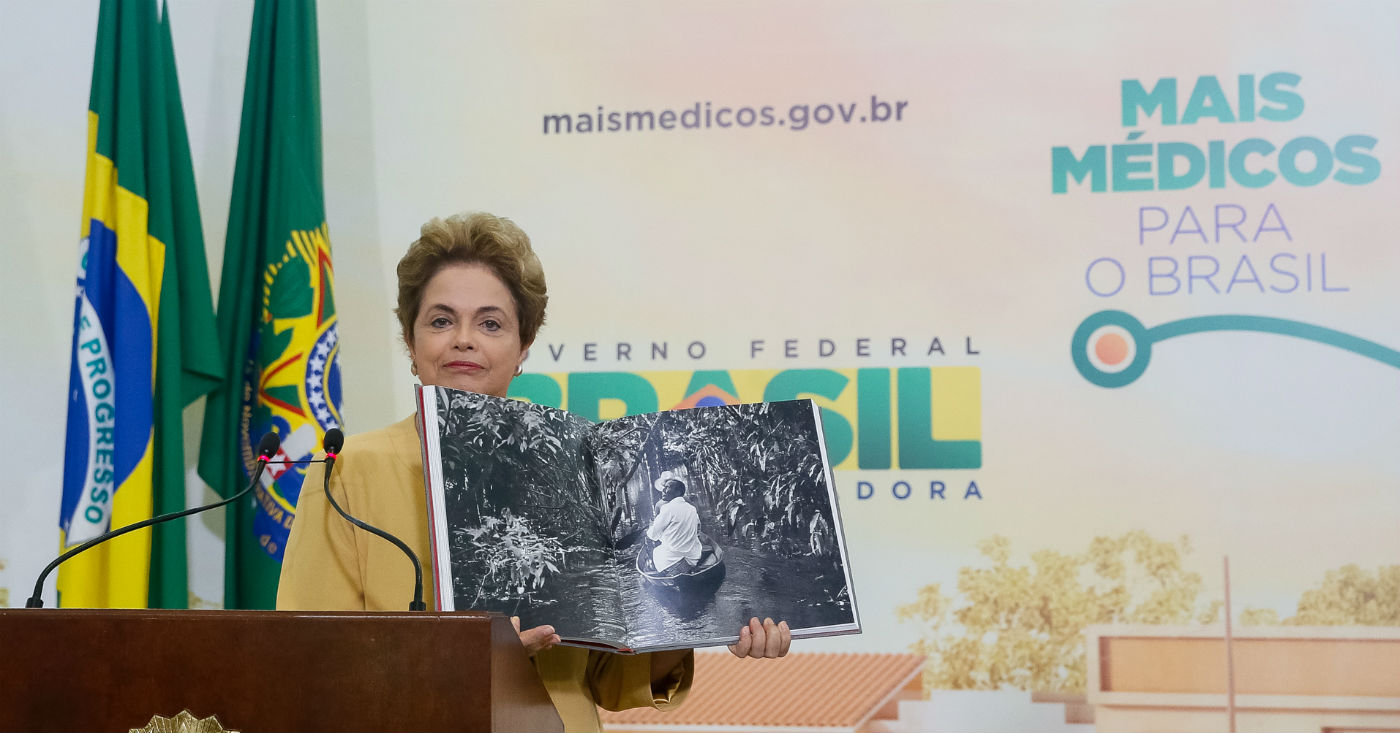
1147;315;1400;369
1073;311;1400;388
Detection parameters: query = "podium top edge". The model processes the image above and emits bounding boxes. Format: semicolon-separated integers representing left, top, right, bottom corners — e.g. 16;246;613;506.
0;608;501;621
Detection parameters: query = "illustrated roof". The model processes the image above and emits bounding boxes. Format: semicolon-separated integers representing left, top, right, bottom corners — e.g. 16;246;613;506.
600;651;925;730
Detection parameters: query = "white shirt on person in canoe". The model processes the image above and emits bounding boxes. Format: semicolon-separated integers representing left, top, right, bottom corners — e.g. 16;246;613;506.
647;496;703;572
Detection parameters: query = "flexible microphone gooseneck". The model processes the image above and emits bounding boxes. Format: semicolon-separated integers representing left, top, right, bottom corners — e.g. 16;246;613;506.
318;428;427;611
26;431;283;609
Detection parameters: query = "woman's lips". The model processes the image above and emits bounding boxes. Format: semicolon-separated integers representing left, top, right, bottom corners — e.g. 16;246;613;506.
445;361;484;372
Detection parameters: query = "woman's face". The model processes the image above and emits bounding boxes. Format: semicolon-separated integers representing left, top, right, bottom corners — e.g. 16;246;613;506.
407;263;527;398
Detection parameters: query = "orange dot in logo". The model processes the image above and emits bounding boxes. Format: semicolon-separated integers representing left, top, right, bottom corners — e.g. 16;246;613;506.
1095;333;1129;365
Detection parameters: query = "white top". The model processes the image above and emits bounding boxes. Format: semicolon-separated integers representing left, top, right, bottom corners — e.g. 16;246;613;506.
646;497;703;571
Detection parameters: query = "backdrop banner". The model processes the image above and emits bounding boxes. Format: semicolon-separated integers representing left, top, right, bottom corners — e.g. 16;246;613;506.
366;4;1399;726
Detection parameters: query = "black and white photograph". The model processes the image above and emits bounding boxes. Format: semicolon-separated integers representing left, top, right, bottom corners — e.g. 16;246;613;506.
596;400;858;650
419;386;860;652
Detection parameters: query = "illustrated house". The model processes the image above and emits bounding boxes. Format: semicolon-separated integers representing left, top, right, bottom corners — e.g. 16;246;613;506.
1086;624;1400;732
600;652;925;733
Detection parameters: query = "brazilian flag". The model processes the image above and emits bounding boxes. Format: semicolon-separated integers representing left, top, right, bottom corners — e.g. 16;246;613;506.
59;0;222;609
199;0;341;610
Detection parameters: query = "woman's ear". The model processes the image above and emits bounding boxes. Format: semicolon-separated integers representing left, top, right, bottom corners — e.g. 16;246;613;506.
404;331;418;376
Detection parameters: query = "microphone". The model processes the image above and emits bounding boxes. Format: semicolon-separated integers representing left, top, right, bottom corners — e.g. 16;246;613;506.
318;428;427;611
27;431;283;609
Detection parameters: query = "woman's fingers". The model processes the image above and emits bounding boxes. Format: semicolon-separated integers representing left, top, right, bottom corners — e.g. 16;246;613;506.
729;617;764;658
727;622;752;657
523;628;560;654
746;617;767;657
729;617;792;658
763;618;784;657
513;618;559;655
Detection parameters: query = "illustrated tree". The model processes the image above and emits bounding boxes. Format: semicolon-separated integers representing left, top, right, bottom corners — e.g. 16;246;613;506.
1241;564;1400;626
896;531;1221;693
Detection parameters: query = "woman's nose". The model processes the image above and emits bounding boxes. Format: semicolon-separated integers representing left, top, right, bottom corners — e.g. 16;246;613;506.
453;325;475;351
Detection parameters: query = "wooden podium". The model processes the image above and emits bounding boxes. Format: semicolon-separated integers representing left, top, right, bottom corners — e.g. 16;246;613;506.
0;609;563;732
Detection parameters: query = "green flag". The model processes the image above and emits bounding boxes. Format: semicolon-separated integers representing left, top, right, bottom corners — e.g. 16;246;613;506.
198;0;341;610
59;0;222;610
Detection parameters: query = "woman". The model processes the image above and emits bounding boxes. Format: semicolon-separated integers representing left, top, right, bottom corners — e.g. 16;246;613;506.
278;212;790;733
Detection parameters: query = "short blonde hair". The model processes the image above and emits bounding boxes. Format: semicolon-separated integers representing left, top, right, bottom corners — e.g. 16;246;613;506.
395;212;548;347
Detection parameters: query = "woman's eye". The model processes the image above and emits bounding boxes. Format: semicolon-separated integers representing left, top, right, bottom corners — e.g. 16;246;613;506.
482;319;501;331
430;317;451;328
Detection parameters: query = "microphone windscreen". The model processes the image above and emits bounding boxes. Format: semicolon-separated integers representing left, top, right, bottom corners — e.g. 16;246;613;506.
323;427;345;455
257;431;281;459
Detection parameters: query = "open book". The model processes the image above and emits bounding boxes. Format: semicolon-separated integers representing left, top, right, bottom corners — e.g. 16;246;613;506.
416;386;860;653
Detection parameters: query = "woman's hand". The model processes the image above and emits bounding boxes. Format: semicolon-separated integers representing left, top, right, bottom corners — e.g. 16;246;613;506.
727;616;791;659
511;615;560;656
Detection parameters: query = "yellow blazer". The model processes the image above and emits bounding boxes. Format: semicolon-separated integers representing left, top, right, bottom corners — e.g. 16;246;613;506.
278;415;692;732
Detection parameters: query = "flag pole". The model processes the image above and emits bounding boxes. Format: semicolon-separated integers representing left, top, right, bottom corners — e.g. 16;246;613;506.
1223;555;1237;733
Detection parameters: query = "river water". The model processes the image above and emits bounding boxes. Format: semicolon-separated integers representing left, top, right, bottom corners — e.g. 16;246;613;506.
615;544;854;649
515;540;854;650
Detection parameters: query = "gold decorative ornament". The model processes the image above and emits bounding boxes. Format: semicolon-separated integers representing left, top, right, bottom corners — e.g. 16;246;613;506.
130;710;236;733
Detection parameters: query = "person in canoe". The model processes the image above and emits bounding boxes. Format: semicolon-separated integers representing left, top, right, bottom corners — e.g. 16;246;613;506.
647;472;704;576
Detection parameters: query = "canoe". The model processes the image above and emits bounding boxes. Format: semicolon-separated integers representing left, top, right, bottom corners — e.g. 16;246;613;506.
636;531;726;593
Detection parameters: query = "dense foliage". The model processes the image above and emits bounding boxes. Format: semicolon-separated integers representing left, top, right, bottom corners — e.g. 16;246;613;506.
899;531;1400;695
437;390;605;608
452;511;566;609
897;531;1221;693
1240;563;1400;626
658;402;838;561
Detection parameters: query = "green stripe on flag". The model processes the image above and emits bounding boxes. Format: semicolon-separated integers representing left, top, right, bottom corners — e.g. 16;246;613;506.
149;0;223;609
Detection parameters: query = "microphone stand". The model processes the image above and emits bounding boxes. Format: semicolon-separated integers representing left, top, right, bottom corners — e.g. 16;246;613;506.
26;438;282;609
320;449;427;611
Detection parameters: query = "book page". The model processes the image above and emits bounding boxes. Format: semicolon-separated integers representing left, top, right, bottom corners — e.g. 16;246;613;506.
421;387;627;644
597;399;860;651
